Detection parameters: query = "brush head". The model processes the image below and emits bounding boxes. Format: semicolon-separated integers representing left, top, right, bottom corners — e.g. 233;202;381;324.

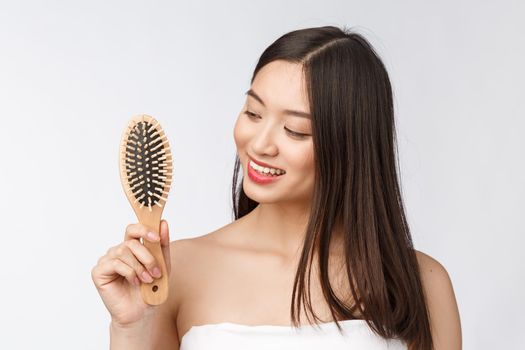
119;114;173;214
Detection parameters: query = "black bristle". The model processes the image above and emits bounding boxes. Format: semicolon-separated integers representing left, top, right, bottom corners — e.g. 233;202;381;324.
124;121;170;207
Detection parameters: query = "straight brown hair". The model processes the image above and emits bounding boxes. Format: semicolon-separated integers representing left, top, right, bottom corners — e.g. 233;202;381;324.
231;25;433;349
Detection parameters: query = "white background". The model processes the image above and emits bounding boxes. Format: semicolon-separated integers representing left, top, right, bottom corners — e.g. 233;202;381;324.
0;0;523;349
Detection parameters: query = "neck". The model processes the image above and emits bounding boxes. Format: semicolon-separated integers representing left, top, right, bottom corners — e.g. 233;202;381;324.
246;202;310;261
243;201;346;262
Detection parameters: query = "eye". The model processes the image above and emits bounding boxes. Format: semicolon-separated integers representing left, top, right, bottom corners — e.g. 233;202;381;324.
284;127;309;139
244;111;260;119
244;110;310;139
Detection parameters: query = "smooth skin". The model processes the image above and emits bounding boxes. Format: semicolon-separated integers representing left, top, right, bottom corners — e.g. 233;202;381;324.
92;60;461;349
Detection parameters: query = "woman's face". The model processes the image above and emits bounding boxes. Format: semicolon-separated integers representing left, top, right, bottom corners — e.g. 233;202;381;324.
233;60;314;206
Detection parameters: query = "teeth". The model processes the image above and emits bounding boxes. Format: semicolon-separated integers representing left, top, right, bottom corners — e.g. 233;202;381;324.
249;160;286;176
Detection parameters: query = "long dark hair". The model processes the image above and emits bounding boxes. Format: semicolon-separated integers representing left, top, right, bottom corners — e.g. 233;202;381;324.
231;25;432;349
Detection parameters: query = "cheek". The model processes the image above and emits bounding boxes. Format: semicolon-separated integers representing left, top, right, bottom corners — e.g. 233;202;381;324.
303;148;316;191
306;152;315;174
293;144;314;173
233;115;248;150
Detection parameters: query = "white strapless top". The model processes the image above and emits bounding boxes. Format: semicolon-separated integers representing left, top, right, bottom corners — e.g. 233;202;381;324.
180;319;408;349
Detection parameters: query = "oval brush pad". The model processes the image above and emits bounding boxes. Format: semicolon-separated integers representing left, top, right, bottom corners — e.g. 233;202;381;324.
119;114;173;305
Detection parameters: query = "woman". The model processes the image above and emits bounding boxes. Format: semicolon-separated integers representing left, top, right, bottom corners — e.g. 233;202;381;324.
92;25;462;349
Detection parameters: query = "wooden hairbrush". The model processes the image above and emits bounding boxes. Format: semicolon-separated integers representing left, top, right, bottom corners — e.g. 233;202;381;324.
119;114;173;305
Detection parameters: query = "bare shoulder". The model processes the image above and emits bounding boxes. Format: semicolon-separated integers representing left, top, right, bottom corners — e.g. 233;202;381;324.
146;237;205;350
167;224;239;345
168;222;241;294
168;235;211;307
168;221;237;279
165;236;208;348
415;250;444;273
169;224;235;273
168;233;216;287
414;250;462;349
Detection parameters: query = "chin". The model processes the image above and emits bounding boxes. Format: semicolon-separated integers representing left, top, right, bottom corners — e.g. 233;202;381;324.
243;182;282;202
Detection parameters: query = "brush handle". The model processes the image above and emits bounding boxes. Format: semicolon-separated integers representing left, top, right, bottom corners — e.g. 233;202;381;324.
137;214;169;305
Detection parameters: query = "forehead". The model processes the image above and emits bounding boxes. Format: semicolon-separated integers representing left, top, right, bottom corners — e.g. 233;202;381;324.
250;60;309;112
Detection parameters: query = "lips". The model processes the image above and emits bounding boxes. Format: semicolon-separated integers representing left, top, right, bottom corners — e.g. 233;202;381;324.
248;156;284;172
247;160;284;184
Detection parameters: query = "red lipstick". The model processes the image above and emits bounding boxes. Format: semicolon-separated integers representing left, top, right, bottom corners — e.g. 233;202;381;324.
246;157;285;185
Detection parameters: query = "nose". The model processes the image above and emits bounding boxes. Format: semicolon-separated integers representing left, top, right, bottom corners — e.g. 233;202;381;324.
250;124;278;157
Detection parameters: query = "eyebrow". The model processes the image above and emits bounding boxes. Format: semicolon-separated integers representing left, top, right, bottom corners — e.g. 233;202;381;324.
245;89;311;119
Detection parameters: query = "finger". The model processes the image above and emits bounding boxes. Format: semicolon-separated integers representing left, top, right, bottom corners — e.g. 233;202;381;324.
97;245;120;266
125;223;160;243
119;241;160;282
104;242;159;282
92;258;139;288
160;220;170;247
160;220;171;276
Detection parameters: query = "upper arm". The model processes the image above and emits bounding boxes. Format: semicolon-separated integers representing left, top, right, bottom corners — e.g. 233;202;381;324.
416;250;462;350
149;239;188;350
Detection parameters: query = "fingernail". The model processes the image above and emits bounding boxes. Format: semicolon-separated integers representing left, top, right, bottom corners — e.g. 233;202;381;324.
147;232;160;241
142;271;153;282
152;267;161;278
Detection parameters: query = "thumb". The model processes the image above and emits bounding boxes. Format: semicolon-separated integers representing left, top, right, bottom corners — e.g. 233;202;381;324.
160;219;171;276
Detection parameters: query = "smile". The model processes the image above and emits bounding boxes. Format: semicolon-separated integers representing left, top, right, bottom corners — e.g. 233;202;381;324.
249;159;286;176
